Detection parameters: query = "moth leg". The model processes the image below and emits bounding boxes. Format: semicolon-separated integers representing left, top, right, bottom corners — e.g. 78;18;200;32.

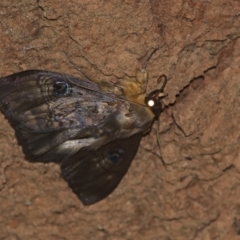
63;51;93;82
135;67;148;93
135;48;159;93
120;48;160;97
99;81;124;96
101;48;160;103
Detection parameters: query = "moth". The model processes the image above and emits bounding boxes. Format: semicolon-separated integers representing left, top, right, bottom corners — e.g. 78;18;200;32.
0;49;167;205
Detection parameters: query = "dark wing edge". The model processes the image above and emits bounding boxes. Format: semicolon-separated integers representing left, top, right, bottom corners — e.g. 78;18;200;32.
61;134;142;205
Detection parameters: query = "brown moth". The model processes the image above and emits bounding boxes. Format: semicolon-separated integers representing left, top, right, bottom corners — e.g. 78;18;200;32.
0;49;167;205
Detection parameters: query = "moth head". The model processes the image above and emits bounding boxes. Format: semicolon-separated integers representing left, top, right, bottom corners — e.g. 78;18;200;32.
145;74;168;118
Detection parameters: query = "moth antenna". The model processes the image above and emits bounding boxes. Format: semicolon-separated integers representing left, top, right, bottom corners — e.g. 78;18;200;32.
142;48;159;70
63;51;93;82
157;74;168;92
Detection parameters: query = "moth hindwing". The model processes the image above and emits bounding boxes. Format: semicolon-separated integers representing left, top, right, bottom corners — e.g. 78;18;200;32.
0;52;167;205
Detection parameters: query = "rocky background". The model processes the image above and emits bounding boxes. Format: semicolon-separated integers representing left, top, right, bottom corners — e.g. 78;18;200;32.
1;0;240;239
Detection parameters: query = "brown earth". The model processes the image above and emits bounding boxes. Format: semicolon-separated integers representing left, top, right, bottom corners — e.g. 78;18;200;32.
1;0;240;239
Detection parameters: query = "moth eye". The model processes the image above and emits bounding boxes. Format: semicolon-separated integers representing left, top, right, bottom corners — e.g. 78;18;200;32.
107;149;125;163
147;99;155;107
53;82;71;97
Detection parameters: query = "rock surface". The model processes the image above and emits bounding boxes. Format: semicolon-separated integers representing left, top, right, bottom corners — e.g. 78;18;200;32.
1;0;240;239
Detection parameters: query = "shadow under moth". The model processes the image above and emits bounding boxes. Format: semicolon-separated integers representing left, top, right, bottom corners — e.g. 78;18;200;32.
0;49;167;205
